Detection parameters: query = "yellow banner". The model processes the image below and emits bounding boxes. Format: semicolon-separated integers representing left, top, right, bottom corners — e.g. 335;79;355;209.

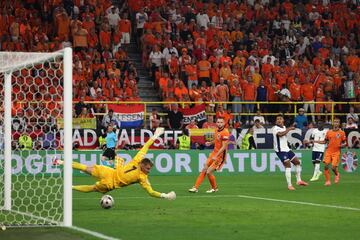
189;128;215;141
57;118;97;129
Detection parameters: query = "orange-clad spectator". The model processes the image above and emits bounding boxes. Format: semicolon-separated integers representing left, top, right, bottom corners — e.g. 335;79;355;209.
189;84;202;101
107;62;121;79
346;50;360;73
216;78;230;108
168;53;179;76
275;68;288;87
243;76;257;123
219;50;232;66
186;119;199;130
73;26;88;49
230;80;243;123
289;78;301;101
82;14;95;33
56;11;70;41
252;68;262;87
99;24;111;48
315;83;325;119
197;54;211;86
185;63;198;89
219;61;231;81
202;115;217;129
301;76;315;123
119;13;131;46
232;51;246;69
227;68;240;87
174;82;189;101
162;78;175;99
282;0;293;15
230;26;243;42
210;62;220;84
159;72;170;92
261;57;273;77
87;28;99;49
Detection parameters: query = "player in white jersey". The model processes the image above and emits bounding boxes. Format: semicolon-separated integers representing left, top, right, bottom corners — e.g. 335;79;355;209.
273;115;308;190
304;120;327;181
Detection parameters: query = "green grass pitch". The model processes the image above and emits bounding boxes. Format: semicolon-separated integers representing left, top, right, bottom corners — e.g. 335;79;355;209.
1;173;359;240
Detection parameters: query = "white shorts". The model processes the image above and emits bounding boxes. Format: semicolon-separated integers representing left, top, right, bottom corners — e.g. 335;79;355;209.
121;32;130;44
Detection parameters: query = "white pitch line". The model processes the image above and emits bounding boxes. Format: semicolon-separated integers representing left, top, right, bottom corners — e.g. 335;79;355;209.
73;194;360;212
69;225;121;240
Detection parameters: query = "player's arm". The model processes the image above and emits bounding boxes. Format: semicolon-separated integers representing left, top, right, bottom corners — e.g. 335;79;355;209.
276;126;295;137
340;132;347;148
205;140;215;146
139;177;176;200
212;138;229;159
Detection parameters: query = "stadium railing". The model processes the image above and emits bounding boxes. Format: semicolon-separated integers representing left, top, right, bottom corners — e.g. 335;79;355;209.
77;101;359;127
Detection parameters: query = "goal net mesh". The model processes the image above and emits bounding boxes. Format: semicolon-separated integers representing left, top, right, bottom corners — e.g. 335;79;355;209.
0;51;66;227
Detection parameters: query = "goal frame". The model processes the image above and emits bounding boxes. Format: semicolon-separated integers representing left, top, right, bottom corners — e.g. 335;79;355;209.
2;47;73;227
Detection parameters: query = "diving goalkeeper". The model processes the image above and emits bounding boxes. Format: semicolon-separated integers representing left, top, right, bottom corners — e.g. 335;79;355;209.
53;128;176;200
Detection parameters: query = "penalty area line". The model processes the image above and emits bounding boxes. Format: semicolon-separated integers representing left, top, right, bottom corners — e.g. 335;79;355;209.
69;225;121;240
73;194;360;211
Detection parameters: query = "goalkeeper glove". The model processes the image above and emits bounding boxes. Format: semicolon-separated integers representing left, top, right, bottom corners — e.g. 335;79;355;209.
160;191;176;200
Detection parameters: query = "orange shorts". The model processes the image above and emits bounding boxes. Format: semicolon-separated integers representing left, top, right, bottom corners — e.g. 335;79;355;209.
323;151;341;167
206;152;226;171
92;165;115;193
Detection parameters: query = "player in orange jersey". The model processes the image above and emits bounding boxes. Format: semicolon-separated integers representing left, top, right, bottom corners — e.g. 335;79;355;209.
316;118;346;186
188;117;229;193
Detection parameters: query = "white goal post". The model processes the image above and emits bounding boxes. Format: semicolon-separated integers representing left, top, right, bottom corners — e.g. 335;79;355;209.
0;48;73;227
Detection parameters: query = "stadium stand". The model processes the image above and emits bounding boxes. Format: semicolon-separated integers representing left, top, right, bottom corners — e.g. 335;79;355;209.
0;0;359;150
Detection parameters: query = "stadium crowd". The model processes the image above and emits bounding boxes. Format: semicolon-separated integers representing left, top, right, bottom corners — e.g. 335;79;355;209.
0;0;359;150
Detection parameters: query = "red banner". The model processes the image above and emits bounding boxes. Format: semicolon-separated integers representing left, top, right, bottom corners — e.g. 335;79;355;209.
179;104;206;125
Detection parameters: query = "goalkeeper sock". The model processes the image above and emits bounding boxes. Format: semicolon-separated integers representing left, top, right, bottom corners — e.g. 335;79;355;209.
72;185;95;192
324;168;330;181
207;174;217;189
72;162;87;172
194;172;206;189
295;165;302;182
285;167;292;187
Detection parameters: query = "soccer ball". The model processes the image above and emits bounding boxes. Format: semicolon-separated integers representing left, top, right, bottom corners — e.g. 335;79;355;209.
100;195;114;209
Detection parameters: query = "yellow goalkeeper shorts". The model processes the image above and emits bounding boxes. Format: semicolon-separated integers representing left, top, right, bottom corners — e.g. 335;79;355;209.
92;165;115;193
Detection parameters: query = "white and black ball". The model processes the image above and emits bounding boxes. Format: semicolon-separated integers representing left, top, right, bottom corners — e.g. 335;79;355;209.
100;195;114;209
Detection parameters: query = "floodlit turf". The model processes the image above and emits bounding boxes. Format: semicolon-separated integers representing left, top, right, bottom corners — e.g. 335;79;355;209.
2;173;360;240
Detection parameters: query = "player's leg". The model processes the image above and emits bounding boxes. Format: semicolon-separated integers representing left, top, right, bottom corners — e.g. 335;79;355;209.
277;152;295;190
189;155;213;192
206;166;218;193
310;152;323;181
323;152;331;186
291;155;308;186
132;127;165;163
331;152;341;184
189;167;207;193
72;185;97;192
53;156;92;174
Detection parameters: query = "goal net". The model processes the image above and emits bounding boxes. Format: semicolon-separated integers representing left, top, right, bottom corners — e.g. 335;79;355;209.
0;49;73;227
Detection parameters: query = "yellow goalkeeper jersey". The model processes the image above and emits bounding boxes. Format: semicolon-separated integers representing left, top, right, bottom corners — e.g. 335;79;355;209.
113;155;161;198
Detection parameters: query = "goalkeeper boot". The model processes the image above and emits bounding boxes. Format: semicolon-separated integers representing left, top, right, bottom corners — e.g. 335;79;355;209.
52;156;63;166
205;188;218;193
188;187;198;193
152;127;165;140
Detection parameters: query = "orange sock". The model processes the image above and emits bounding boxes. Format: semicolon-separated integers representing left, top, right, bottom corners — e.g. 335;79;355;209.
324;169;330;182
207;174;217;189
195;172;206;189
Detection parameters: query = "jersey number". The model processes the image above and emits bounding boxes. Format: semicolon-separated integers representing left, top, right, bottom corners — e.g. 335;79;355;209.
124;166;137;173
